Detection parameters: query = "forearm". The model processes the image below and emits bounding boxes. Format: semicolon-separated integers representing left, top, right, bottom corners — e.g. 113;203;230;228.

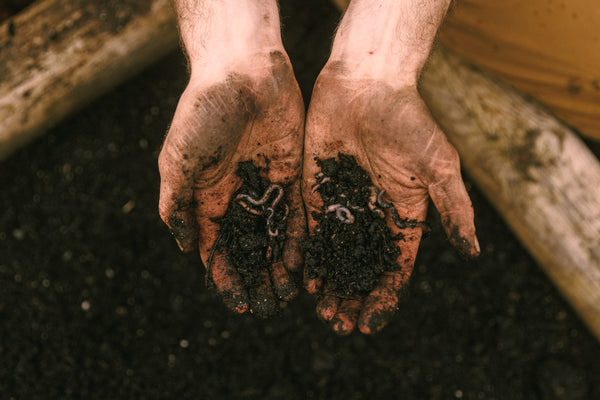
329;0;452;86
174;0;283;72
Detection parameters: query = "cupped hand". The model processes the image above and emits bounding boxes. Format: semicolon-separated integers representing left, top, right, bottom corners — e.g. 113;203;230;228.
302;66;480;335
159;52;306;315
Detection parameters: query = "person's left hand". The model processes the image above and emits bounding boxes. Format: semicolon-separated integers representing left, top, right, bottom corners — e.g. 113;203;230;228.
159;51;306;316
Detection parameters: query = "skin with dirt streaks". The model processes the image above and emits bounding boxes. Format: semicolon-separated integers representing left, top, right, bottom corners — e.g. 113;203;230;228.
159;0;305;314
302;0;479;335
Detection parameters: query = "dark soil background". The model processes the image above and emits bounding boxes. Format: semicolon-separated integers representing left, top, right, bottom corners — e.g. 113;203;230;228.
2;1;600;399
0;0;33;23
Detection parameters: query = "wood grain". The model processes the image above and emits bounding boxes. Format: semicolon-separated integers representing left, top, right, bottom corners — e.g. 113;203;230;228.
0;0;179;160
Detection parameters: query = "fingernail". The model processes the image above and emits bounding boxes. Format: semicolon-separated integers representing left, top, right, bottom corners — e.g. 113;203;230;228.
473;235;481;256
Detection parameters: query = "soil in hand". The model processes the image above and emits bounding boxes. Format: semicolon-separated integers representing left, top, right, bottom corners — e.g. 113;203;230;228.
214;161;289;317
304;153;403;298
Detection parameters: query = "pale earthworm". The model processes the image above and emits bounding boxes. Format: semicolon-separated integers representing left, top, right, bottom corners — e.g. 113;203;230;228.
326;203;355;224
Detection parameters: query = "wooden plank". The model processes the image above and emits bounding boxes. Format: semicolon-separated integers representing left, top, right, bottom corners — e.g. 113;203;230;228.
420;46;600;341
0;0;179;160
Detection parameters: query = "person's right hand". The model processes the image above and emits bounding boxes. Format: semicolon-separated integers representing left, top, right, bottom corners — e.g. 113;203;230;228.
302;66;479;335
301;0;478;335
159;1;305;316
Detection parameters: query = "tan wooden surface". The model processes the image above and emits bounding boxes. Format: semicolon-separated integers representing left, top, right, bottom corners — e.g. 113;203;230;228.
0;0;179;160
421;47;600;341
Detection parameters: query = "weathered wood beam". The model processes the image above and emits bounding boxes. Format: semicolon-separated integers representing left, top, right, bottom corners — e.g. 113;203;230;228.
0;0;179;160
420;46;600;341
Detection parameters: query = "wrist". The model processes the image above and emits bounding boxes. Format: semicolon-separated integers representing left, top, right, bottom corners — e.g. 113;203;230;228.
175;0;283;73
328;0;451;86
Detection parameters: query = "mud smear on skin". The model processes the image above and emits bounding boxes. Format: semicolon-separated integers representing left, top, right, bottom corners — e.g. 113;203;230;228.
304;153;410;298
214;161;289;317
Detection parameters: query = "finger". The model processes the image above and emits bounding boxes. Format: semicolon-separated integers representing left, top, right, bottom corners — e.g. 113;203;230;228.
158;157;198;253
330;299;362;336
301;157;326;294
282;180;306;282
428;170;480;258
354;198;422;334
304;275;323;295
301;156;323;236
358;270;410;334
203;249;249;314
248;269;279;318
270;260;298;301
379;193;425;269
198;215;249;314
316;294;341;322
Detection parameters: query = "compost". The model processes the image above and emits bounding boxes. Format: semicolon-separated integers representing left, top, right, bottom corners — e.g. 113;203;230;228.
214;161;289;315
304;153;420;297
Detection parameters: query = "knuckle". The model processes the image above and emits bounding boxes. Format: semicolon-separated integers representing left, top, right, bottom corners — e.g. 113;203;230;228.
157;150;170;176
158;203;172;225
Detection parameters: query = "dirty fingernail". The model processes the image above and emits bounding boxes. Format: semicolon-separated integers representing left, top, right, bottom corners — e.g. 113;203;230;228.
317;296;339;322
222;291;249;314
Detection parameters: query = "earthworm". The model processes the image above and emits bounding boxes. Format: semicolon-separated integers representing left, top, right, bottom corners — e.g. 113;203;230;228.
235;183;283;208
326;204;355;224
349;205;365;212
368;201;385;218
267;184;284;209
326;204;342;213
237;200;264;216
311;177;331;195
264;207;280;237
376;190;428;230
336;207;355;224
281;204;290;221
366;187;385;218
376;189;392;210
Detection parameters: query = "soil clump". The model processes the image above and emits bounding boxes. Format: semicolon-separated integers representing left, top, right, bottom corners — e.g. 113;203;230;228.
214;161;289;316
304;153;403;297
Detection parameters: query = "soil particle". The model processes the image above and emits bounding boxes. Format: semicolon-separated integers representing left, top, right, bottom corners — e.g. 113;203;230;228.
304;153;404;297
214;161;288;316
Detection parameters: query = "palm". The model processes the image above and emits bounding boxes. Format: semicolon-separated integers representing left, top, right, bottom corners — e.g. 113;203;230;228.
302;71;478;334
159;54;306;314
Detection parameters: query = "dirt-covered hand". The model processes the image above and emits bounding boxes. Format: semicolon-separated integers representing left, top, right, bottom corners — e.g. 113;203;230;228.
159;51;305;315
302;67;480;335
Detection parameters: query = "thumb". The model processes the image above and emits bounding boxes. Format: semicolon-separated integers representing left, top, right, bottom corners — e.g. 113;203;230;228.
158;147;199;253
428;172;480;258
427;147;480;258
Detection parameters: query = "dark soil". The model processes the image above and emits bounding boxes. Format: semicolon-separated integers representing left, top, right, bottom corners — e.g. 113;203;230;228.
304;154;402;297
214;161;288;316
2;1;600;399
